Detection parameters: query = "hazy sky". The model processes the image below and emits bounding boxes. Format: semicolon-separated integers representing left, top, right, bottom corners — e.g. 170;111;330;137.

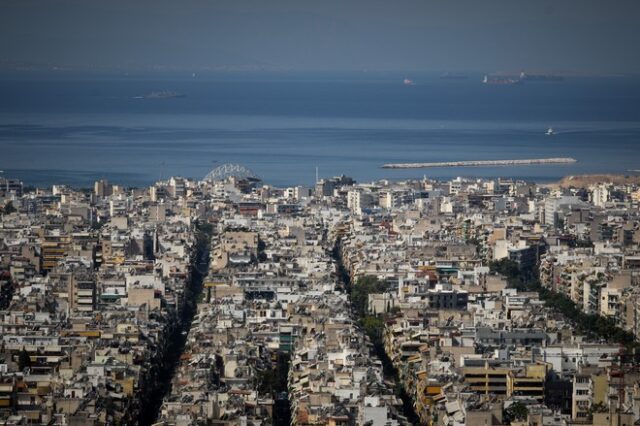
1;0;639;73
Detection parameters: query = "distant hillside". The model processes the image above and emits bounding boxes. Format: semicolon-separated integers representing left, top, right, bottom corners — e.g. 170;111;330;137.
552;174;640;188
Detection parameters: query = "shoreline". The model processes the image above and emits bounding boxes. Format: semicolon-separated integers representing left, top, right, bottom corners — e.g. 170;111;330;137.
6;167;640;191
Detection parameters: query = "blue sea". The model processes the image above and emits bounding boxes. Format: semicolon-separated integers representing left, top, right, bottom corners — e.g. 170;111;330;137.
1;71;639;188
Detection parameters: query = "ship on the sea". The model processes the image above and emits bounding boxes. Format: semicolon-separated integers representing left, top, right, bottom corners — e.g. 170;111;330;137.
482;74;522;85
403;78;415;86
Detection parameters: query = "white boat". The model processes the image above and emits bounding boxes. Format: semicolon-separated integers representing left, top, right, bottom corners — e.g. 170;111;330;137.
403;78;414;86
546;128;555;135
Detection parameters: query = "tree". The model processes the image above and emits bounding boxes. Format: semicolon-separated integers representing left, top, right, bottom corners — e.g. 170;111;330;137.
360;316;384;341
489;259;520;280
589;402;609;415
504;401;529;423
1;201;16;215
257;238;267;261
18;347;31;371
590;402;608;414
351;276;387;318
489;258;541;292
256;352;290;396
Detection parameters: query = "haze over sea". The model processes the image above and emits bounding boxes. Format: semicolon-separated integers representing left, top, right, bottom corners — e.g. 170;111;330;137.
1;72;639;188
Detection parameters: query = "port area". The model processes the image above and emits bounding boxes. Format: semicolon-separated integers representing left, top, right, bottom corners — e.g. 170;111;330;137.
381;157;577;169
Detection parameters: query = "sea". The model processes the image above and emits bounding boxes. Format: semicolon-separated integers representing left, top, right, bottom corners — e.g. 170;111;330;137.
1;71;639;188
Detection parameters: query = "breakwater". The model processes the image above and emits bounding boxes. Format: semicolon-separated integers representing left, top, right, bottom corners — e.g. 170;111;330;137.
381;157;577;169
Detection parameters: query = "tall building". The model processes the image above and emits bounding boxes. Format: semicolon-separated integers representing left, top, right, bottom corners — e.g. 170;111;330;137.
70;274;97;312
169;177;186;198
41;233;71;271
544;196;585;227
315;179;335;197
94;179;113;198
0;177;23;197
591;184;609;208
347;189;374;214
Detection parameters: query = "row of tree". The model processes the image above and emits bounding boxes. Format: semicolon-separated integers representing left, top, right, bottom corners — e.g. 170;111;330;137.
489;258;640;353
350;275;421;424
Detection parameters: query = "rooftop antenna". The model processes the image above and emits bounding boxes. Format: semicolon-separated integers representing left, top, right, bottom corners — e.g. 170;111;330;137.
316;166;319;184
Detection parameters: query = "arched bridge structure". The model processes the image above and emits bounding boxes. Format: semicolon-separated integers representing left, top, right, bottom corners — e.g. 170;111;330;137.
203;163;260;182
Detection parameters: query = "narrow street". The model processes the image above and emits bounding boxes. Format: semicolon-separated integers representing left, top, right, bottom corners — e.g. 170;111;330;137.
332;238;420;424
138;223;212;426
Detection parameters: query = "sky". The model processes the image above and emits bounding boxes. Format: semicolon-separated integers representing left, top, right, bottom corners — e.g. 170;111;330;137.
1;0;640;73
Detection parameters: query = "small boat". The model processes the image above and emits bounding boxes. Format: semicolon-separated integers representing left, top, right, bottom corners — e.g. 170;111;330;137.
546;128;555;136
403;78;415;86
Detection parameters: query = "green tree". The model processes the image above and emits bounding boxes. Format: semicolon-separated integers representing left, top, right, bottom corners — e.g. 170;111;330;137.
504;401;529;423
351;276;387;318
256;352;290;396
1;201;16;215
590;402;608;414
360;315;385;341
18;347;31;371
489;259;520;280
489;258;541;292
493;257;640;353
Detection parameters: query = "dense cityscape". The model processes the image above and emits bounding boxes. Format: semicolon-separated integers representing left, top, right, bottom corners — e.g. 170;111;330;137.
4;0;640;425
0;168;639;425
